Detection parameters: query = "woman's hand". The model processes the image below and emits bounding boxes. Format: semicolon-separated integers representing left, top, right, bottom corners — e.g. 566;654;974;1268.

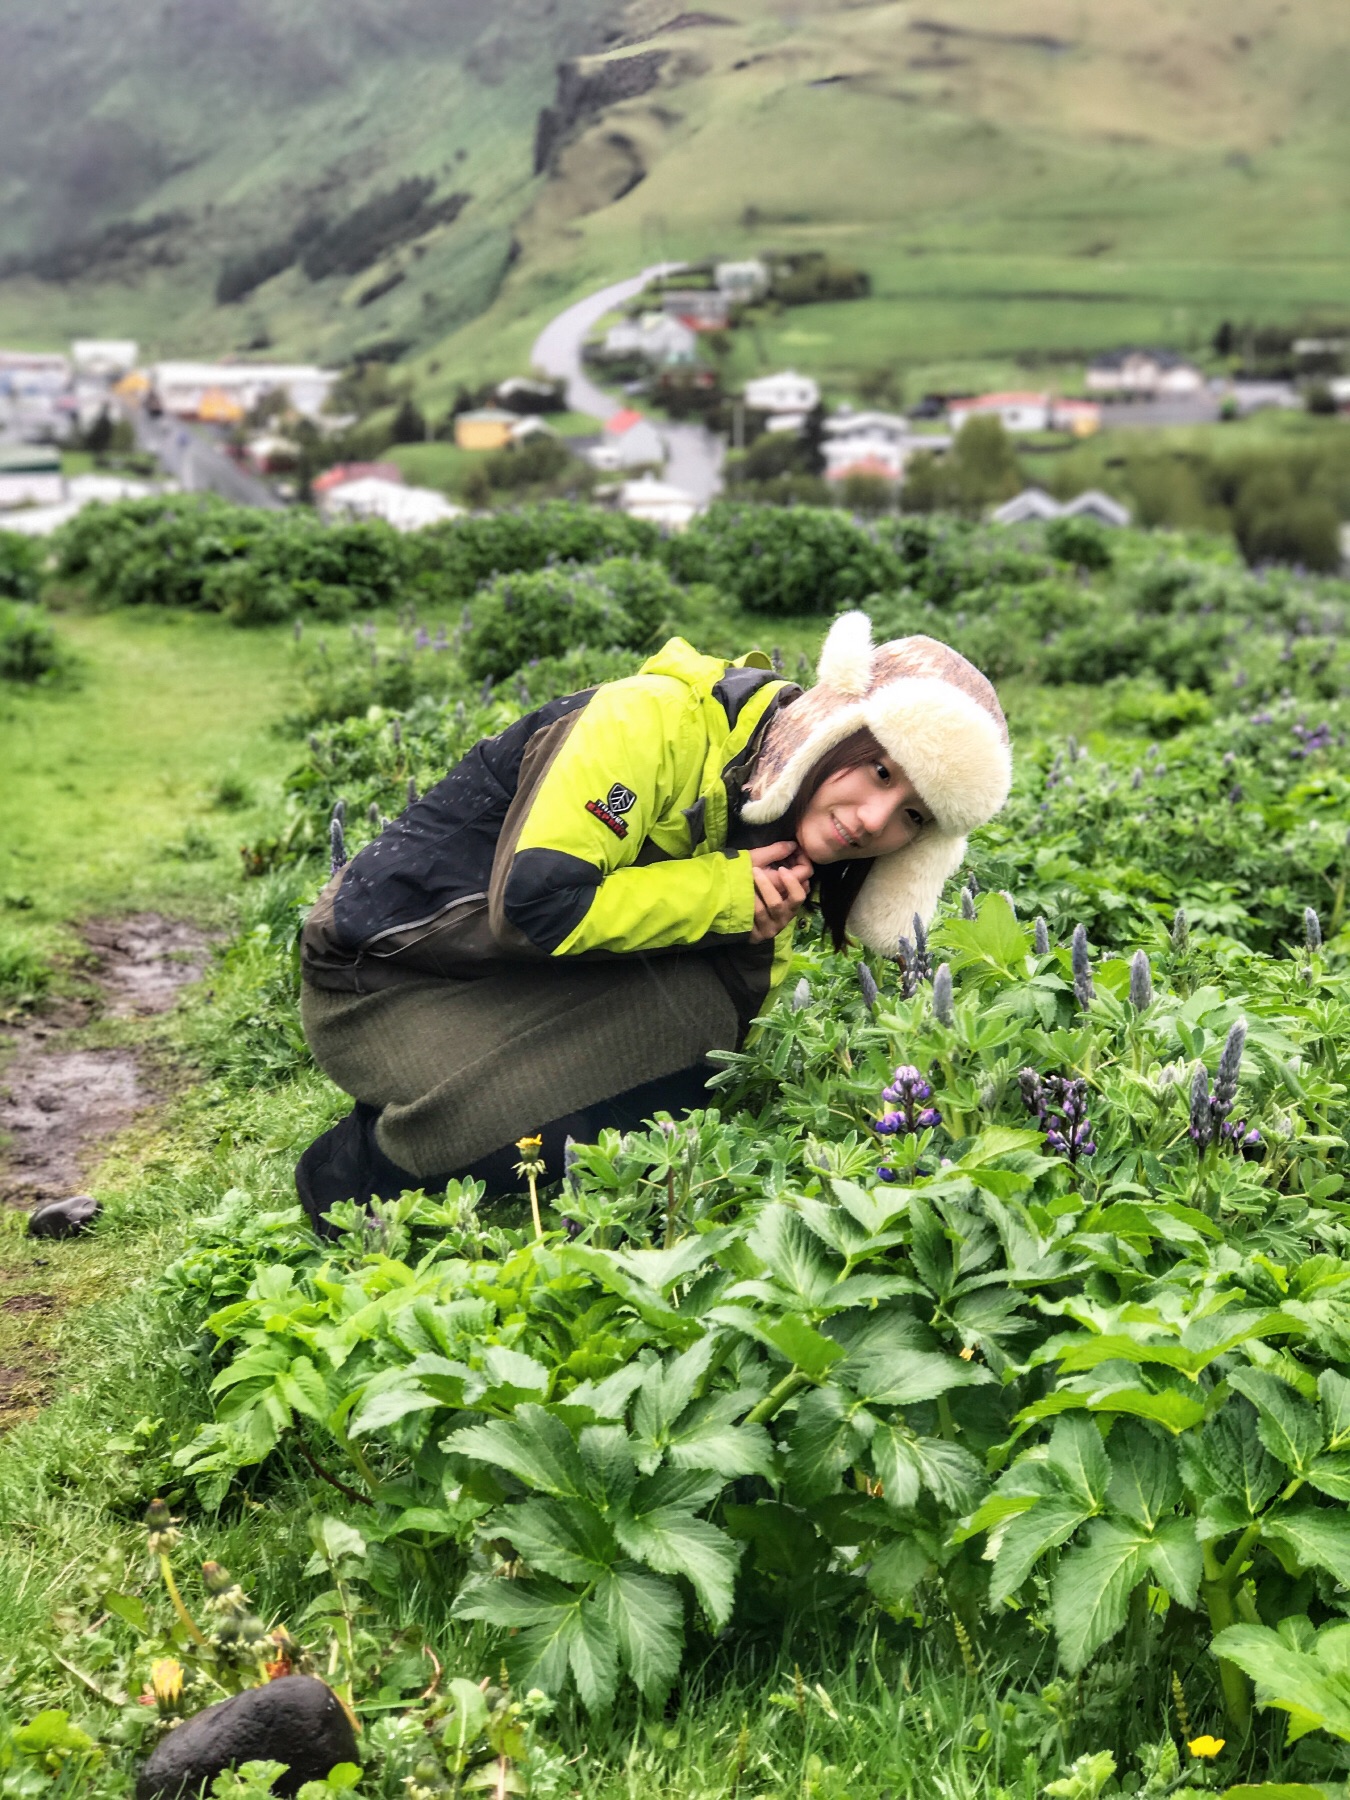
747;841;814;942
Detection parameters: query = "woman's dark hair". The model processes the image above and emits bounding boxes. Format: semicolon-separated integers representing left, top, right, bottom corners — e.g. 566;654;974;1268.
787;727;891;952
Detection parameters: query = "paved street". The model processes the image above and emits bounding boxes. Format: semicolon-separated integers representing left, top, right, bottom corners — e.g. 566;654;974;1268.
134;411;282;509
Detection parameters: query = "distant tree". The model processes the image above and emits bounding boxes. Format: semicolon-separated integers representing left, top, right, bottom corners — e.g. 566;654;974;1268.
390;398;427;444
839;471;894;517
1306;381;1337;415
83;408;114;454
1213;319;1235;357
950;415;1022;514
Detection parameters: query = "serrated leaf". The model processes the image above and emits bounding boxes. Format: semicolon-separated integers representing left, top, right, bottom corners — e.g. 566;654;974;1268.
1304;1454;1350;1503
1264;1508;1350;1587
446;1405;585;1498
1146;1515;1202;1609
568;1591;619;1713
349;1377;445;1437
709;1305;847;1380
1185;1403;1282;1513
989;1496;1094;1606
1052;1518;1150;1672
866;1535;933;1608
1089;1388;1207;1434
786;1386;868;1505
483;1497;616;1584
746;1205;842;1307
599;1567;683;1702
1319;1370;1350;1451
612;1506;739;1629
1045;1415;1111;1510
1105;1421;1181;1529
1229;1369;1324;1474
579;1425;636;1507
844;1347;994;1407
277;1354;329;1421
870;1424;922;1511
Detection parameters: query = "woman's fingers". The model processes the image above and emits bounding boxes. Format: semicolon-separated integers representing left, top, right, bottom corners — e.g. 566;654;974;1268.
748;840;800;870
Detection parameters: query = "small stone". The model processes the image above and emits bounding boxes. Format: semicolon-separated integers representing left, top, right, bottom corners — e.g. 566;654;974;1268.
28;1195;101;1238
136;1676;358;1800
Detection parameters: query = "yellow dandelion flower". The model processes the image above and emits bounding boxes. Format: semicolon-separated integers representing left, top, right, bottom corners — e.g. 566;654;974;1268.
150;1658;184;1704
1187;1736;1225;1760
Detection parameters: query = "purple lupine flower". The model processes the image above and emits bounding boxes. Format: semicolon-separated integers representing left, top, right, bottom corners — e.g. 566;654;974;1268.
1189;1019;1251;1153
859;962;879;1011
873;1110;906;1137
877;1165;899;1183
1020;1068;1096;1167
415;626;431;650
877;1065;941;1137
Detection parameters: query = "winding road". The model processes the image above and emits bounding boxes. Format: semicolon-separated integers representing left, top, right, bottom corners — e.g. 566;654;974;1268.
531;263;725;506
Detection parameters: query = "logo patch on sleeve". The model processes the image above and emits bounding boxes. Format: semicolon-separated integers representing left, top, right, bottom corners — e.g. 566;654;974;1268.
586;782;637;839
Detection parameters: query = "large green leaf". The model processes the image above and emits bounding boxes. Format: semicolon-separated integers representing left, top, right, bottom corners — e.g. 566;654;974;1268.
1146;1515;1202;1609
612;1505;739;1629
1105;1422;1181;1529
786;1386;869;1505
989;1496;1095;1606
568;1591;620;1713
1304;1453;1350;1503
579;1425;637;1508
445;1405;585;1498
484;1497;616;1585
1183;1403;1282;1514
1212;1624;1350;1745
1046;1415;1111;1511
745;1205;843;1307
1319;1370;1350;1451
844;1347;993;1408
1052;1519;1151;1672
1264;1508;1350;1586
866;1534;934;1609
709;1304;847;1380
1229;1369;1324;1475
599;1567;683;1701
869;1423;922;1511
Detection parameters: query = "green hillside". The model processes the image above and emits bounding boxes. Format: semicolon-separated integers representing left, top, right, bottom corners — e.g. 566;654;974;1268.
0;0;1347;393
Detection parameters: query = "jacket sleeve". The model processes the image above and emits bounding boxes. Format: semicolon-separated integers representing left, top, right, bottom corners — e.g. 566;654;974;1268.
490;679;756;958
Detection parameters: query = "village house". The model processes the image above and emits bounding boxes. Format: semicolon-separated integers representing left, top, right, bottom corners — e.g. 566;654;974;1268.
820;409;910;482
714;259;769;303
659;289;730;331
453;408;517;451
0;443;64;508
321;476;462;532
71;340;138;379
586;409;665;473
1050;398;1101;436
604;313;698;367
1085;351;1204;398
311;462;405;497
243;433;301;475
947;392;1050;434
744;369;821;417
495;376;564;412
615;473;698;530
151;361;339;420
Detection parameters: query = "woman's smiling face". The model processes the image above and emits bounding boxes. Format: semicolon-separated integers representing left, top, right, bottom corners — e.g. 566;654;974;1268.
796;752;931;865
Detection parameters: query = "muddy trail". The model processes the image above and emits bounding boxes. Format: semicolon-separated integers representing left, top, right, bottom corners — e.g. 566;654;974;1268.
0;914;211;1213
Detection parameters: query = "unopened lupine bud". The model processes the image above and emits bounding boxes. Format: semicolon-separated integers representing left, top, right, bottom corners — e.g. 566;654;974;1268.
1128;949;1153;1012
391;718;402;749
367;801;380;827
480;675;494;705
1215;1018;1247;1114
1189;1062;1213;1150
966;872;980;895
1131;768;1143;790
1305;907;1323;951
329;813;347;874
1071;924;1094;1006
1000;891;1017;916
961;888;976;920
407;776;418;808
858;962;879;1011
771;646;784;675
792;977;811;1011
1033;917;1050;955
1172;908;1189;953
932;962;954;1026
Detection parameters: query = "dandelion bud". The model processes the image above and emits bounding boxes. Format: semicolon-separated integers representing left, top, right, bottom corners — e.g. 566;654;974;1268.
791;977;811;1011
961;888;976;920
1305;906;1323;951
1071;924;1094;1006
1171;907;1189;953
1033;916;1050;955
145;1497;172;1532
201;1561;234;1595
1128;949;1153;1012
407;776;418;808
858;962;879;1011
932;962;954;1026
329;813;347;874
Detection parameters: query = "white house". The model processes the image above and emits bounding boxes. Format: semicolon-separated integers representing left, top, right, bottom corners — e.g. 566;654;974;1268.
948;392;1050;434
586;409;665;472
0;351;70;397
321;477;463;532
991;487;1130;527
1085;352;1204;397
0;444;64;508
151;361;339;420
744;370;820;415
714;259;769;302
604;313;697;366
71;340;139;379
616;474;698;530
659;289;729;330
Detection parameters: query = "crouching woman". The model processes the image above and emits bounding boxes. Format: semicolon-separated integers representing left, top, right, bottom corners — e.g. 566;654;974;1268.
293;610;1011;1231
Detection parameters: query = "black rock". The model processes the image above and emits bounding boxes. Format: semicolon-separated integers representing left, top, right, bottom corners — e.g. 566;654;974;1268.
135;1676;359;1800
28;1195;101;1238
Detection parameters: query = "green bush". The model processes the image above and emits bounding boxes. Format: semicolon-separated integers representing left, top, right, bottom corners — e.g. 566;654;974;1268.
0;599;63;683
0;530;42;602
665;503;900;614
461;556;687;684
408;502;659;603
1045;514;1114;571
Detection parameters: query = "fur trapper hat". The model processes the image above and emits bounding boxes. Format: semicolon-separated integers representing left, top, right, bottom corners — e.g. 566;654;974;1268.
741;612;1011;953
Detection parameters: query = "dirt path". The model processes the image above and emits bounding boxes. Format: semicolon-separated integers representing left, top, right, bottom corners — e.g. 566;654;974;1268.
0;914;211;1212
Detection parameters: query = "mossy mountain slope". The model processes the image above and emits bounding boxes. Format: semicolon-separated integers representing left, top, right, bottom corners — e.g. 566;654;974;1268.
0;0;1346;386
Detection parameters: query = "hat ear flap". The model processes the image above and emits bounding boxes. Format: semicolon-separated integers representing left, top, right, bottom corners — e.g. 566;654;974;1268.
816;610;873;697
845;831;968;955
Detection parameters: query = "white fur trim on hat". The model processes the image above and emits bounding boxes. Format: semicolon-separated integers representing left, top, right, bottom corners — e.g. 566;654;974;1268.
816;609;874;697
847;831;969;955
861;677;1011;836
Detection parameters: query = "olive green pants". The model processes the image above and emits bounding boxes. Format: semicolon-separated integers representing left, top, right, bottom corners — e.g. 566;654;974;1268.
300;954;740;1178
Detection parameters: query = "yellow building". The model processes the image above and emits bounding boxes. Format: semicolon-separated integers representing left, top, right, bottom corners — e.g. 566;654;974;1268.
198;386;246;425
454;408;516;452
